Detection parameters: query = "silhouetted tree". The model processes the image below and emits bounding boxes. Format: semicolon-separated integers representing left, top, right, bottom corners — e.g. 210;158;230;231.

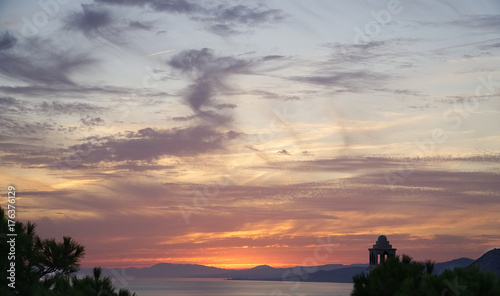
351;254;500;296
0;207;136;296
72;267;116;296
429;266;500;296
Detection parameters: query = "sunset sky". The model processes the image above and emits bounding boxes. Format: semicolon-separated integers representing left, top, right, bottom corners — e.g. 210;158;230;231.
1;0;499;269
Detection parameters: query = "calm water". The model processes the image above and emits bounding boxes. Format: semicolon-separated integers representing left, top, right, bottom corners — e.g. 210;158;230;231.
123;278;353;296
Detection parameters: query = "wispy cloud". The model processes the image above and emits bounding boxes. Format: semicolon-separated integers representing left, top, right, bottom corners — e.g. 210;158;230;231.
0;31;16;50
64;4;158;45
449;14;500;30
196;3;286;36
1;0;499;269
290;71;390;93
168;48;255;125
0;32;96;85
64;4;114;40
96;0;286;36
128;20;154;31
0;85;133;97
38;101;105;116
96;0;202;14
63;126;243;164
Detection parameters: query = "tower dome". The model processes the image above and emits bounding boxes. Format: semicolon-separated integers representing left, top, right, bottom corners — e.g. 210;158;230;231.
377;235;388;243
369;235;397;269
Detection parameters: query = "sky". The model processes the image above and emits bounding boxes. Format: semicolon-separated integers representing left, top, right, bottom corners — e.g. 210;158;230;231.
0;0;499;270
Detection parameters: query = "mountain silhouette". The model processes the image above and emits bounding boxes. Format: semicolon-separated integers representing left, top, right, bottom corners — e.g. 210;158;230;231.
469;248;500;276
79;257;476;283
433;257;474;274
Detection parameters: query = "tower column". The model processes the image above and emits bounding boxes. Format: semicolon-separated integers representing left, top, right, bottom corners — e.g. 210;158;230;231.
368;235;397;270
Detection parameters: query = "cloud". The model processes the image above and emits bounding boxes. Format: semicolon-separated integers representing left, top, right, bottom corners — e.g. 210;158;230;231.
262;55;286;61
324;41;400;66
0;98;57;139
253;90;301;101
150;0;200;13
215;103;237;110
64;4;157;42
449;14;500;30
1;144;72;169
0;31;16;50
206;24;238;36
198;4;286;36
64;4;126;44
0;96;26;114
210;4;284;26
0;33;97;86
172;115;196;122
374;88;422;97
65;126;242;164
8;150;499;266
277;149;291;156
38;101;105;116
128;21;153;30
0;125;242;169
414;14;500;37
112;163;177;172
437;96;491;105
80;116;105;127
96;0;285;36
256;156;400;174
0;85;132;98
294;39;423;94
96;0;201;14
168;48;254;125
0;99;108;140
483;42;500;48
291;71;390;93
282;41;410;93
251;155;500;199
0;119;54;138
0;97;18;105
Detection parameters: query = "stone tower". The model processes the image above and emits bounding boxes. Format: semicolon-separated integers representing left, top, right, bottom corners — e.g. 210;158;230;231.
369;235;397;269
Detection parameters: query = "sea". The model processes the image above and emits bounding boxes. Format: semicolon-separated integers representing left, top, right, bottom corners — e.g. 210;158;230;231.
121;278;353;296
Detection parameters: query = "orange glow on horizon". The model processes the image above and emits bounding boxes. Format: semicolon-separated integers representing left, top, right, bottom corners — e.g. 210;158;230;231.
81;258;338;270
80;245;365;270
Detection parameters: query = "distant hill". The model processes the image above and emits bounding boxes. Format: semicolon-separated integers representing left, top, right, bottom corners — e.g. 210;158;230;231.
286;258;477;283
224;264;356;280
223;265;286;280
78;256;482;283
469;248;500;276
79;263;229;278
433;257;475;274
229;266;368;283
79;262;367;282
